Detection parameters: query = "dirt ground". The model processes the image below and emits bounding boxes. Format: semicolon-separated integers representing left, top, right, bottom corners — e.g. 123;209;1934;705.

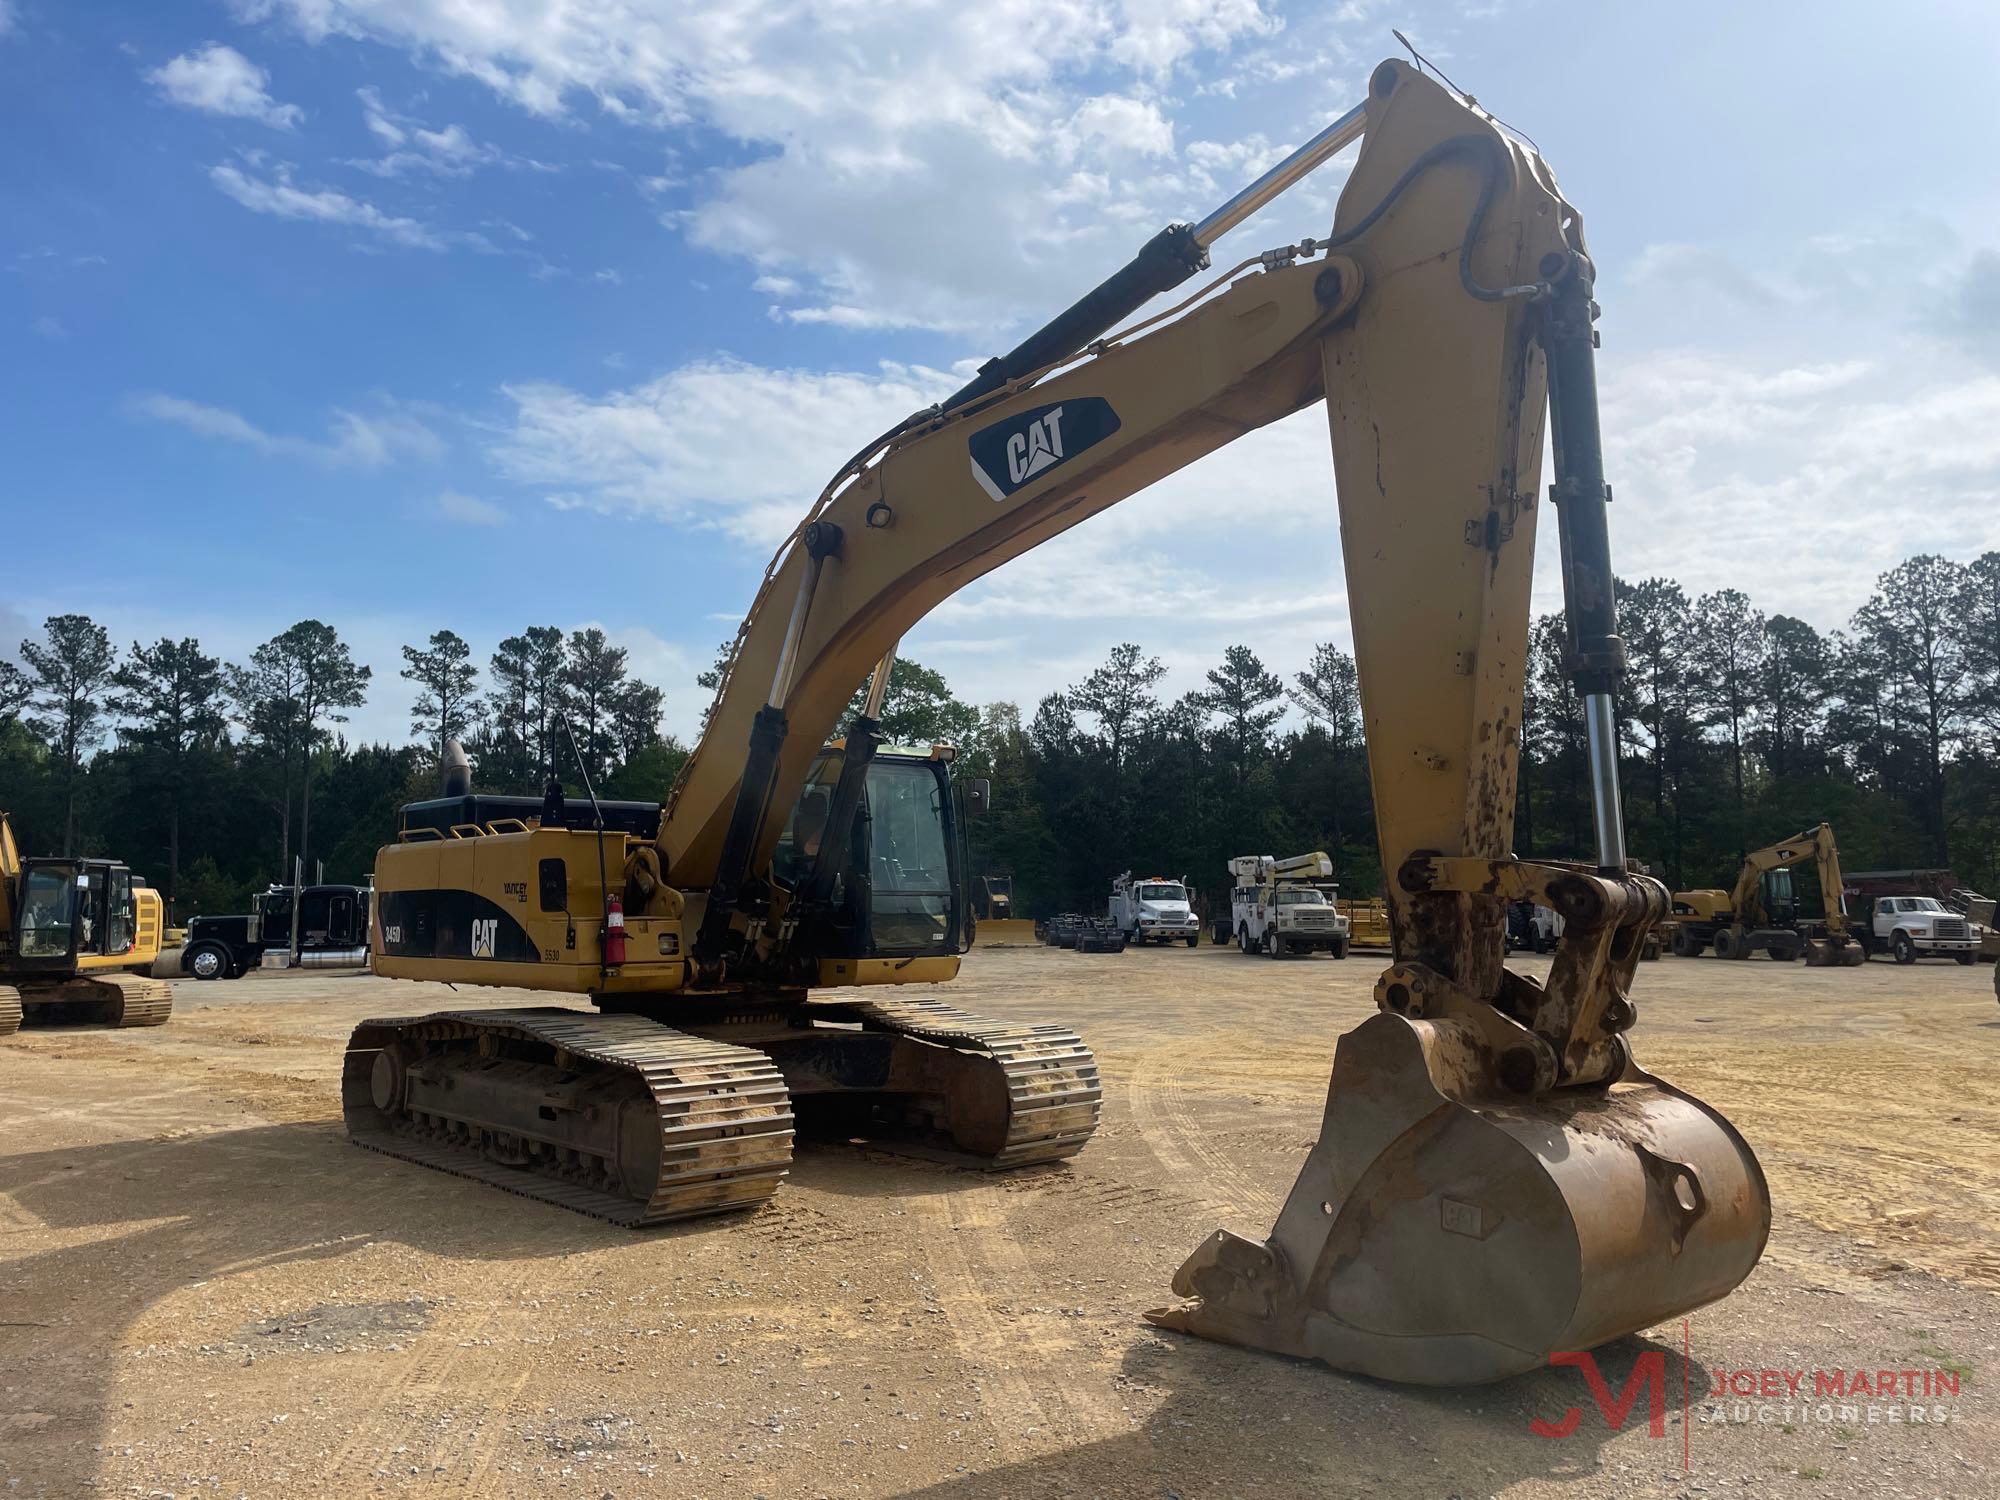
2;946;1995;1499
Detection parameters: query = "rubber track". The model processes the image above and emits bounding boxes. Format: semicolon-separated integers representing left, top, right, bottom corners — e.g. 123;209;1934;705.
0;986;19;1037
806;995;1103;1167
344;1008;795;1227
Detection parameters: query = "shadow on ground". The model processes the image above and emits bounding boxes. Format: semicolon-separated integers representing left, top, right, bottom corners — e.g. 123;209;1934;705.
892;1329;1709;1499
3;1120;1713;1498
0;1120;745;1493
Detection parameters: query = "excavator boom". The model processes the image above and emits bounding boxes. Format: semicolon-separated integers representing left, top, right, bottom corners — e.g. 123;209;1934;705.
351;59;1769;1384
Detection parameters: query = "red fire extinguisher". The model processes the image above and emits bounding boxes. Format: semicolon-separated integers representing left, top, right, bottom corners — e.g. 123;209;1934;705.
603;896;627;968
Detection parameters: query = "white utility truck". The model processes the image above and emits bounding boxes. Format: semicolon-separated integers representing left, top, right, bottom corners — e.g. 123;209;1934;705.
1228;851;1351;958
1861;895;1983;964
1109;872;1200;946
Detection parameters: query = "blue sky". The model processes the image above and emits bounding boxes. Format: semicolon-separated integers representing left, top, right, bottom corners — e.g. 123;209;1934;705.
5;0;1998;746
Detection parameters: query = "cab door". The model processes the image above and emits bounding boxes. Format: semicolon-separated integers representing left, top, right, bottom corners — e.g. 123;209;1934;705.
11;862;82;974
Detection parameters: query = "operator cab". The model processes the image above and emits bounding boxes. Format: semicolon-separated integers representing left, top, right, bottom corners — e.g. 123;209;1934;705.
773;746;978;959
1760;867;1799;925
8;858;139;970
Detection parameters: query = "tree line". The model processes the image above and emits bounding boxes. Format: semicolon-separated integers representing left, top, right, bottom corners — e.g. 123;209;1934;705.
4;546;1995;924
963;549;2000;914
0;619;677;920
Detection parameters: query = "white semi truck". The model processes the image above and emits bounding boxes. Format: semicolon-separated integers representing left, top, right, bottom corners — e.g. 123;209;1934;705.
1109;872;1200;946
1228;851;1351;959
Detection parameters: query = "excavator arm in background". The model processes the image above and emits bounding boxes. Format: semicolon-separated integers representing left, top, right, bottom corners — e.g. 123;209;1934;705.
357;59;1770;1383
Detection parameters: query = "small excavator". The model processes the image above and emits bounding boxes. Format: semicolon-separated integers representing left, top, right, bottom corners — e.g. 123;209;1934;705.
345;59;1769;1385
0;811;173;1034
1665;822;1867;965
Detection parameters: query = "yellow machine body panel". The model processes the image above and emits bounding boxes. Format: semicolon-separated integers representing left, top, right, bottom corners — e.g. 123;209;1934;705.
816;956;961;987
72;885;164;974
1673;889;1732;922
372;826;691;994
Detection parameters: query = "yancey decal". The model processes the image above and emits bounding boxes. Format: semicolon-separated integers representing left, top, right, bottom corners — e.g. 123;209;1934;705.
967;397;1120;503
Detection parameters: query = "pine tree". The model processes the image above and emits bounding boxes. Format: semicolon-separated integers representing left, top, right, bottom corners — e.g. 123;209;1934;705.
401;629;480;766
21;614;115;855
111;637;224;915
1200;645;1283;793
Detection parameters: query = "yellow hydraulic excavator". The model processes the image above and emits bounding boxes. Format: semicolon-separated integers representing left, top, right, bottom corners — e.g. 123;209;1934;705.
346;59;1769;1385
1665;822;1867;964
0;812;173;1034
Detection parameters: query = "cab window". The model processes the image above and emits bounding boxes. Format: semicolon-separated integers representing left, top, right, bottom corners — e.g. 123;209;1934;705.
866;760;953;953
19;868;77;957
77;868;106;955
775;754;843;890
1137;883;1183;902
1276;889;1326;906
300;889;334;944
106;870;134;955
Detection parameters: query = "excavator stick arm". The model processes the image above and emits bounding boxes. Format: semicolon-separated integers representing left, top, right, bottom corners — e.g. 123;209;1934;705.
1143;63;1769;1380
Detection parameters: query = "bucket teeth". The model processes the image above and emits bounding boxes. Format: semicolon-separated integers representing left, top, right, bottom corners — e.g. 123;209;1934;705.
1148;1010;1769;1385
0;986;20;1037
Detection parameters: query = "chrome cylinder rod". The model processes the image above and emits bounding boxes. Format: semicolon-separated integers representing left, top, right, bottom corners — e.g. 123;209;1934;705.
1583;691;1627;871
767;560;819;707
1192;103;1368;248
861;646;897;720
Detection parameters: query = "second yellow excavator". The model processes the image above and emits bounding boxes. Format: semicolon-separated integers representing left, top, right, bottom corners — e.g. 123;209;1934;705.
0;811;173;1034
344;59;1769;1385
1665;822;1867;964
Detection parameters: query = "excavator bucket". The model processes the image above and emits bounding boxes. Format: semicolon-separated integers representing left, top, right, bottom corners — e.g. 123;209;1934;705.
1147;1002;1769;1383
1804;937;1867;967
973;919;1039;948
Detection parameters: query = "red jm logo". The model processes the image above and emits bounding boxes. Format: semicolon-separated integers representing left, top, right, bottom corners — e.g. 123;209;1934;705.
1531;1350;1669;1439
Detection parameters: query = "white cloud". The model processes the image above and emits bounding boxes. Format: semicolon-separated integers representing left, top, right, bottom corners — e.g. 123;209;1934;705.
134;393;445;468
436;489;505;525
1590;348;2000;623
1068;94;1177;157
235;0;1287;331
475;322;2000;732
149;44;302;129
209;163;447;249
347;89;517;177
495;357;956;543
32;315;67;339
357;86;404;144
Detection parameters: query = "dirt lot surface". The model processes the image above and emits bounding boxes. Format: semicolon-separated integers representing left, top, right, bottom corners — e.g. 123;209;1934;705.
2;948;1995;1499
